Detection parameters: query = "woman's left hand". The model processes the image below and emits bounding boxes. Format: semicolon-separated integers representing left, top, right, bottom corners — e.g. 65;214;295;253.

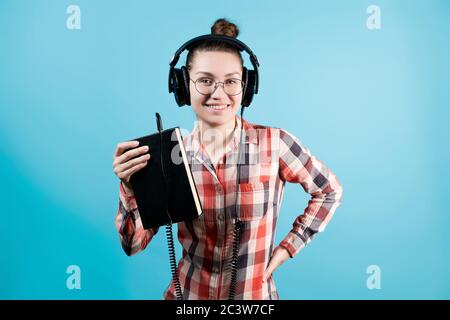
263;247;290;282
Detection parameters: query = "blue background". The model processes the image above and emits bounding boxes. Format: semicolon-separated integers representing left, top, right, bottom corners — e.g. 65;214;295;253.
1;0;449;299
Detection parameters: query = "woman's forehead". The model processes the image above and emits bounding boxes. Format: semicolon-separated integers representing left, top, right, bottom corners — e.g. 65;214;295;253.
190;51;242;76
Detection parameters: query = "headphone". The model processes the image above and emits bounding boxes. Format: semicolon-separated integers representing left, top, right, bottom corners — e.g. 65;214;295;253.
168;34;260;107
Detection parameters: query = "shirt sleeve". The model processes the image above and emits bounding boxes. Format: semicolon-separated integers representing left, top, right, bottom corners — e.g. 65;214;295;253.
114;182;159;256
275;129;343;259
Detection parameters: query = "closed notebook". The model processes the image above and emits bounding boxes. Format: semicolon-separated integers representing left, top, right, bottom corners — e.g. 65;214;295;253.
128;127;203;229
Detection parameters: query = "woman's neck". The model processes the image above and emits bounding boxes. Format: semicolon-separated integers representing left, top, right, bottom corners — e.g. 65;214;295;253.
198;118;237;160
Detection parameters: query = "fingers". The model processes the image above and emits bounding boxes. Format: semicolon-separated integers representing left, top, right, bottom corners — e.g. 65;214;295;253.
115;145;150;166
113;140;151;184
115;153;151;174
119;161;149;183
114;140;140;158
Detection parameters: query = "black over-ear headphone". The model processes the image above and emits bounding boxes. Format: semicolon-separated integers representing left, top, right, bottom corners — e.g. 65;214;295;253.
168;34;260;108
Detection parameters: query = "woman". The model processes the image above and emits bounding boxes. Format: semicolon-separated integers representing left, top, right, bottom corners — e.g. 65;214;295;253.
112;18;343;300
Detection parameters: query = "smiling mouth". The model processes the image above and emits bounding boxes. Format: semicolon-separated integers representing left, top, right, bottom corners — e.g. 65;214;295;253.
204;104;231;111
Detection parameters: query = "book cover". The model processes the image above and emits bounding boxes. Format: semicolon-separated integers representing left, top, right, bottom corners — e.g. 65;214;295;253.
128;127;203;229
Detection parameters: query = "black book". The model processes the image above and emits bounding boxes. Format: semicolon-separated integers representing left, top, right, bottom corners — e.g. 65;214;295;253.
128;117;202;229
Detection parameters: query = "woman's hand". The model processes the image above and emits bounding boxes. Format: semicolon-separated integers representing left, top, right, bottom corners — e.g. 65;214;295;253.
113;141;151;195
263;247;290;282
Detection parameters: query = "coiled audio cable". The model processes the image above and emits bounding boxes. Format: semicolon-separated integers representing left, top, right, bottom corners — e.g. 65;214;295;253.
166;221;183;300
228;106;246;300
156;113;183;300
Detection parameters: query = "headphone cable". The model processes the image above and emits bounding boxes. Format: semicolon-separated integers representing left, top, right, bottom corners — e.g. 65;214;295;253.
228;106;245;300
156;113;183;300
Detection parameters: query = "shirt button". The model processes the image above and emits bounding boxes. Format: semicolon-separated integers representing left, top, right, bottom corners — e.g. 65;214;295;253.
217;213;224;221
215;184;222;193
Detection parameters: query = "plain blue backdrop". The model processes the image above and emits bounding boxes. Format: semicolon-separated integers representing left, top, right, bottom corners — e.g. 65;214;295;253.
1;0;449;299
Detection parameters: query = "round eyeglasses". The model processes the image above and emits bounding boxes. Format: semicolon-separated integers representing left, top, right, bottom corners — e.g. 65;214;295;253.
190;77;245;96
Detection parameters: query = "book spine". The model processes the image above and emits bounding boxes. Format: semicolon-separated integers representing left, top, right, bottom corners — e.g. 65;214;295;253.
175;128;202;215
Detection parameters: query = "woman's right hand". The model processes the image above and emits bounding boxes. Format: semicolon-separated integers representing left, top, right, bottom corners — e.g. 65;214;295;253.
113;141;151;195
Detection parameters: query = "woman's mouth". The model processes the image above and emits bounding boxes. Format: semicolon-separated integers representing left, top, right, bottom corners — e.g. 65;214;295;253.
204;104;231;111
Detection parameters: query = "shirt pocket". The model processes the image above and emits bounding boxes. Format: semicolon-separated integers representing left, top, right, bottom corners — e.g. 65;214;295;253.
236;181;273;221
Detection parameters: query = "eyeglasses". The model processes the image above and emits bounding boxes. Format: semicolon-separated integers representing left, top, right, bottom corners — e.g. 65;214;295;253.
190;77;245;96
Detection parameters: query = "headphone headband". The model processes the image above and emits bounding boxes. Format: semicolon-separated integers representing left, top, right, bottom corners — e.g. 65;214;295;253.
169;34;259;94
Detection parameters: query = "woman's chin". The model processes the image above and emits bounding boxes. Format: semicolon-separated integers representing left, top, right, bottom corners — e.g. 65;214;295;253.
200;115;234;127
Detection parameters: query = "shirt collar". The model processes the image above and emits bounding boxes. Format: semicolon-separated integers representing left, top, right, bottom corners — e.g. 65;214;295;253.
184;115;258;156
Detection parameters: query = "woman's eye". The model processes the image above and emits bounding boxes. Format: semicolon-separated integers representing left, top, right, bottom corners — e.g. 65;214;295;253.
199;78;213;85
225;79;239;85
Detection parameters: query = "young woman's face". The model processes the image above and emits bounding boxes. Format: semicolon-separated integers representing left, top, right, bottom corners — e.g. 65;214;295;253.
188;50;243;129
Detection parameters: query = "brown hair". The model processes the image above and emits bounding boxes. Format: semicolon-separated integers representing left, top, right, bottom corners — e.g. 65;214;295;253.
185;18;244;71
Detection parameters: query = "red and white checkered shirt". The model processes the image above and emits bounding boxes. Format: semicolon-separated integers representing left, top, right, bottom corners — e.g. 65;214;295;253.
115;115;343;300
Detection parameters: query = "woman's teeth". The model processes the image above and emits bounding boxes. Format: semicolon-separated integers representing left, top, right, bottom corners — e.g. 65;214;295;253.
204;104;230;110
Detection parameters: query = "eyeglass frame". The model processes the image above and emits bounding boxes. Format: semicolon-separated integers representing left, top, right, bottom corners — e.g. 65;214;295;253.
189;77;245;96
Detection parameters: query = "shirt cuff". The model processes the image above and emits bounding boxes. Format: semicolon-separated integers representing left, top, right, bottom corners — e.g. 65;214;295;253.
119;182;138;212
278;231;307;259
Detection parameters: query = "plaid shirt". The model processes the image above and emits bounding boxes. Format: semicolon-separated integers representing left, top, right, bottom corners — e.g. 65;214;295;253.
115;115;343;300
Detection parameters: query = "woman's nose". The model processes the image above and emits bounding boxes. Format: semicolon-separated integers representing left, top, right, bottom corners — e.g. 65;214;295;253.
210;83;227;98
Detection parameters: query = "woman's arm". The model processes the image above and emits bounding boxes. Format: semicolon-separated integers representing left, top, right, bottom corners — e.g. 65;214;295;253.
114;182;159;256
276;129;343;259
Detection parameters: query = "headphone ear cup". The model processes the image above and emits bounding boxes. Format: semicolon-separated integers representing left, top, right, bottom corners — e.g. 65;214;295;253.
180;66;191;106
172;67;190;106
241;68;256;107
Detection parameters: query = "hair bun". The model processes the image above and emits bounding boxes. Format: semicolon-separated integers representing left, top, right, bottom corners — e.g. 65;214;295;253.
211;18;239;38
